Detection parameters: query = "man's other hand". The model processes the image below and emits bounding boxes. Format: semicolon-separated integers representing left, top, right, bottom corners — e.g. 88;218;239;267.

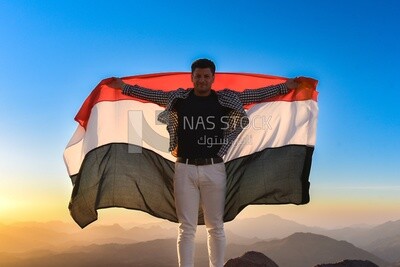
109;77;124;90
285;78;299;90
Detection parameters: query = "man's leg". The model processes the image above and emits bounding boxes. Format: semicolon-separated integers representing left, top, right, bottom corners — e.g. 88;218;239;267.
174;162;200;267
199;163;227;267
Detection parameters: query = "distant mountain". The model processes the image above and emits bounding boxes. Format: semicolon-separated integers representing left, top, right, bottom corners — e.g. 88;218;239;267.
224;214;400;250
225;214;324;239
0;221;258;254
322;220;400;247
0;222;140;253
0;239;179;267
2;216;399;265
364;234;400;263
0;224;70;252
226;233;389;267
225;214;400;264
0;233;389;267
320;220;400;263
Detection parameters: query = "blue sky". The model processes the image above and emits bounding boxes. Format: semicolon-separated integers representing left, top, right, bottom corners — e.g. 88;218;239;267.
0;0;399;226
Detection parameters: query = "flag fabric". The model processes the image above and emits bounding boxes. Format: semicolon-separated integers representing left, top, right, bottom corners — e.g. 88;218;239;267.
64;72;318;228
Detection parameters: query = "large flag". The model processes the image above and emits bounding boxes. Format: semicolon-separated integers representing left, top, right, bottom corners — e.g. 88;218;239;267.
64;72;318;228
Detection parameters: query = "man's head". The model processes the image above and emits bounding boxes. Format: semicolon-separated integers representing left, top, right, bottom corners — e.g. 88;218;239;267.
191;58;216;75
191;58;216;96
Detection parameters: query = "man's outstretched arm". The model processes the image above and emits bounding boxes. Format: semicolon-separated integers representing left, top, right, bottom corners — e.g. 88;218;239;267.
238;78;299;105
109;77;172;107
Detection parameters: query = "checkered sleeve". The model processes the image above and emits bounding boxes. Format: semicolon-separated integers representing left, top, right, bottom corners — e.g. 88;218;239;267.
121;83;172;106
238;83;290;105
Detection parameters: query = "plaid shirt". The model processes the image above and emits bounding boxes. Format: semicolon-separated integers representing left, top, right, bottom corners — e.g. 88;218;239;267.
122;83;289;158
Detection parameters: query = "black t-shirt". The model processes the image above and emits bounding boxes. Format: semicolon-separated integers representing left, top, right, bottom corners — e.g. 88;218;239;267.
174;90;230;158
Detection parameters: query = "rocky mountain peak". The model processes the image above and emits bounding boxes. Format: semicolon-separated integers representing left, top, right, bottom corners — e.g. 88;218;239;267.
224;251;279;267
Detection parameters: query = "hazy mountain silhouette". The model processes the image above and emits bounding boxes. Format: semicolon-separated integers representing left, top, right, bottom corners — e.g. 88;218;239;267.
0;222;137;252
224;214;400;263
321;220;400;263
226;233;388;267
0;221;258;253
364;233;400;263
0;232;390;267
1;216;399;265
224;214;324;239
0;223;71;252
0;239;178;267
322;220;400;247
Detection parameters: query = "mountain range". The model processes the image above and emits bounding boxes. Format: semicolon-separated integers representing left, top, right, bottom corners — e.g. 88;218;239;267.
0;233;390;267
1;214;399;266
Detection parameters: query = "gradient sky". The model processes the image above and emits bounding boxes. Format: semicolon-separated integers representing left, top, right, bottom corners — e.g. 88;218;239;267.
0;0;399;228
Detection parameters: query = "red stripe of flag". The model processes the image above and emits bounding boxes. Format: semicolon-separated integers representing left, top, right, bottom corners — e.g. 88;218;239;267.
75;72;318;128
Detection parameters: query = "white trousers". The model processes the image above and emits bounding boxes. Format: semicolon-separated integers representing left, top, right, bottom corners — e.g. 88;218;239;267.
174;162;227;267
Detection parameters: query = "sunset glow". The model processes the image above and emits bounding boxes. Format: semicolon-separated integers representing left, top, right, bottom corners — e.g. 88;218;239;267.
0;0;399;242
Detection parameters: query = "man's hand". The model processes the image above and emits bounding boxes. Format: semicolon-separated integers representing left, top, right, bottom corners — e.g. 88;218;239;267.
285;78;299;90
109;77;124;90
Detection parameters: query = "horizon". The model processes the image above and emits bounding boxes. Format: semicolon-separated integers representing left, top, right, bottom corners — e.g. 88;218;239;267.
2;210;399;231
2;212;398;230
1;1;400;230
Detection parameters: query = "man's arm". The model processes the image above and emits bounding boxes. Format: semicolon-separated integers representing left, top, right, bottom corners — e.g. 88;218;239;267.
238;78;298;105
109;77;172;106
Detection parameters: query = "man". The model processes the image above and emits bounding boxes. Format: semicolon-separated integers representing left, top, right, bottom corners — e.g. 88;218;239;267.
110;59;298;267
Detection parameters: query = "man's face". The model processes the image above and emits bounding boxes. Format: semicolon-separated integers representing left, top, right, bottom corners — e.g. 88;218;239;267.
191;68;215;96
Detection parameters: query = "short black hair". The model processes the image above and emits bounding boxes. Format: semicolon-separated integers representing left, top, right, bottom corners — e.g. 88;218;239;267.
191;58;216;74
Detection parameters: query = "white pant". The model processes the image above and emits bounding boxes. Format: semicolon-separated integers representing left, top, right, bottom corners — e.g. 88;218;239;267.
174;162;227;267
